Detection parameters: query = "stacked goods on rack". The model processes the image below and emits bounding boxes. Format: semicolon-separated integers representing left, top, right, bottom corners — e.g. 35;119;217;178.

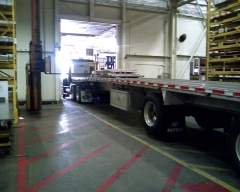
206;0;240;81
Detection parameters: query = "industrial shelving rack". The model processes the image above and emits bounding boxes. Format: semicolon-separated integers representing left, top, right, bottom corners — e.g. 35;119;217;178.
206;0;240;81
0;0;17;154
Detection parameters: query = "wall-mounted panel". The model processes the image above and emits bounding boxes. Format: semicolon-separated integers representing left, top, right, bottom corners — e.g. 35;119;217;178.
126;56;167;78
16;52;28;101
16;0;55;51
16;0;58;102
128;10;167;56
134;64;164;78
59;1;89;17
17;51;59;102
175;56;190;80
95;5;121;20
41;1;55;52
16;3;31;51
176;16;206;57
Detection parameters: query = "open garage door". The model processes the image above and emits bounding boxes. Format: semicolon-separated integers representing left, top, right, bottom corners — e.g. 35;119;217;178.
58;19;117;75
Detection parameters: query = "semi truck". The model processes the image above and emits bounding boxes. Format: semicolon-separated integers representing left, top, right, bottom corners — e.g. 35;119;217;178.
62;60;240;176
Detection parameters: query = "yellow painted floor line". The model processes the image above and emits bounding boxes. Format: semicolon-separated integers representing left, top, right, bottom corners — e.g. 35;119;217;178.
77;106;240;192
132;134;146;137
159;146;225;157
121;127;143;130
188;164;230;172
158;146;206;154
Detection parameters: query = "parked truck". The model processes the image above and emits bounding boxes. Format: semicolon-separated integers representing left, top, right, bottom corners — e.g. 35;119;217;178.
62;60;240;176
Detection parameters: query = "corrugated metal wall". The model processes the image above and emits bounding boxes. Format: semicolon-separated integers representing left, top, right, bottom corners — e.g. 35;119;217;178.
17;51;59;102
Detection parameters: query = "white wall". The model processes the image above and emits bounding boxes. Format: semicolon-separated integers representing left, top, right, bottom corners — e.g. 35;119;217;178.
175;16;206;79
57;1;207;80
16;0;60;102
15;0;207;102
124;10;169;78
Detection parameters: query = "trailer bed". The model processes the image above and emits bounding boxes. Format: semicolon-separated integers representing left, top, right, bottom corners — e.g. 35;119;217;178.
72;77;240;99
68;75;240;176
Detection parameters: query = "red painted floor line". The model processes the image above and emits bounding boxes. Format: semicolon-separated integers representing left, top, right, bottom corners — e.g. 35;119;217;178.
25;119;97;146
161;163;182;192
25;122;56;134
25;139;77;164
21;110;80;126
22;117;54;126
95;145;149;192
180;179;230;192
25;114;83;134
98;126;111;132
17;120;27;192
26;141;115;192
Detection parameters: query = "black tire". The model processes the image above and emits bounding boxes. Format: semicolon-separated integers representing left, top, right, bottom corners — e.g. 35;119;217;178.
62;78;68;99
71;85;76;101
141;94;165;136
76;86;82;103
227;118;240;176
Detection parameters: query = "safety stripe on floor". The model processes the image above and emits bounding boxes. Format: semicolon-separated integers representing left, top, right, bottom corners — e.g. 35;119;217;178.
17;113;114;192
16;106;238;192
76;106;239;192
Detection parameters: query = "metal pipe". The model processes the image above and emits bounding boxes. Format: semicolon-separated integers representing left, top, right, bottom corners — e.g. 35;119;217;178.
170;9;177;79
121;0;127;69
31;0;41;45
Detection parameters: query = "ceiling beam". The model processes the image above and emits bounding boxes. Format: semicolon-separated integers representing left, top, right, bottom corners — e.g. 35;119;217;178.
177;0;195;7
61;33;96;37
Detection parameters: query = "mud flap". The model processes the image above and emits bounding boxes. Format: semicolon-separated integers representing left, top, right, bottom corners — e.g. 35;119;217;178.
80;91;92;103
162;105;186;135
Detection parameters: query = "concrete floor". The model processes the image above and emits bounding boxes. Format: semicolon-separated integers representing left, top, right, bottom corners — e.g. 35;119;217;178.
1;99;240;192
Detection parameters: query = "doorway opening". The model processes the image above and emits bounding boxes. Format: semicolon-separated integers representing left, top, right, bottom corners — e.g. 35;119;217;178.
58;19;117;75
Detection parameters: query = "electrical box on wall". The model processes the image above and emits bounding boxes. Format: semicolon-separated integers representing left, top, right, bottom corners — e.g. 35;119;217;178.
162;73;170;79
0;81;8;103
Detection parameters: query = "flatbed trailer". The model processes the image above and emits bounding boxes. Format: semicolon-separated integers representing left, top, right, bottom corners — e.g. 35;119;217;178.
64;75;240;176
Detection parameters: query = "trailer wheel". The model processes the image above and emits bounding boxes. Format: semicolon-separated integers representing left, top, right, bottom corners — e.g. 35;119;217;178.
227;118;240;176
141;94;164;136
76;86;82;103
71;85;76;101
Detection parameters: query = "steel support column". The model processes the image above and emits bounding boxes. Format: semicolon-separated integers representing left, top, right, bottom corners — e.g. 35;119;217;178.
120;0;127;69
28;0;42;111
169;9;177;79
89;0;94;20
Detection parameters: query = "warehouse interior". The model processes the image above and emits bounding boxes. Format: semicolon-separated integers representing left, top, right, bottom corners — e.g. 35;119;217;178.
1;0;240;191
